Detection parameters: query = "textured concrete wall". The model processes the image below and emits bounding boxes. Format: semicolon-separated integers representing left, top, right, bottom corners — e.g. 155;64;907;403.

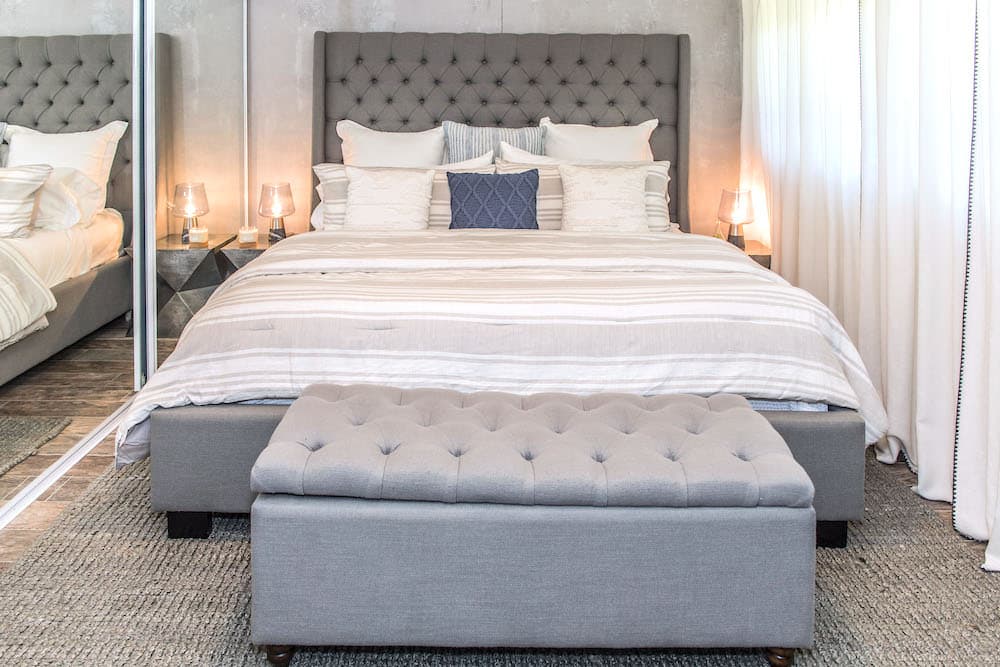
250;0;742;235
0;0;131;34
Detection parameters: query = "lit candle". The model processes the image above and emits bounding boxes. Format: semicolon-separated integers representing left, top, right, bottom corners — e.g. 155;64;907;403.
188;227;208;244
238;226;258;244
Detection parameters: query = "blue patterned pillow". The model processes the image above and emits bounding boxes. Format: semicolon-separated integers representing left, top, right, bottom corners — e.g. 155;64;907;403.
448;170;539;230
443;121;544;163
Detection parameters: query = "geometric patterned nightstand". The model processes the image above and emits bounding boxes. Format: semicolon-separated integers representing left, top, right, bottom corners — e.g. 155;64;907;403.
154;234;236;337
745;240;772;270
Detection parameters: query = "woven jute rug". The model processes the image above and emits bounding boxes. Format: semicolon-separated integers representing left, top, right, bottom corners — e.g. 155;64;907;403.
0;416;70;476
0;453;997;666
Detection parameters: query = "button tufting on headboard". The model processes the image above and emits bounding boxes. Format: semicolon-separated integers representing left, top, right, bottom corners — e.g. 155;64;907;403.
312;32;690;232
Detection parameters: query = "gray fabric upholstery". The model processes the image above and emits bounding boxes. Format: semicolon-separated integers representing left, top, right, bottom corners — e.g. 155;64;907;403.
312;32;691;231
251;495;816;648
251;385;814;509
0;35;133;230
0;256;131;387
151;402;863;520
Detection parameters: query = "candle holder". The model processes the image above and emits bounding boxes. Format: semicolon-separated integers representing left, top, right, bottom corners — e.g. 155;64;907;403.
238;225;259;246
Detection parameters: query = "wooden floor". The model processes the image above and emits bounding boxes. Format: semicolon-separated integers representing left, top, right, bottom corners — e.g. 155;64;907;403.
0;318;134;572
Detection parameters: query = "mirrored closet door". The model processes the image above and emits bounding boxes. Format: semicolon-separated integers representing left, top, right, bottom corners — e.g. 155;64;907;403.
0;3;136;532
147;0;247;366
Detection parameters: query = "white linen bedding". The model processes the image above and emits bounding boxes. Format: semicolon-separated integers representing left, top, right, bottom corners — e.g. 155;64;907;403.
116;230;889;465
3;209;123;287
0;242;56;351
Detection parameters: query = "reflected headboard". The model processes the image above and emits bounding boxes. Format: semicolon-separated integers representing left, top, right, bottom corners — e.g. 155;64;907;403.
312;32;690;232
0;35;133;229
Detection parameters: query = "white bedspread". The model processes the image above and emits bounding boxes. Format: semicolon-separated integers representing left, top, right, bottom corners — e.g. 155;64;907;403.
0;242;56;351
4;209;123;287
116;230;889;464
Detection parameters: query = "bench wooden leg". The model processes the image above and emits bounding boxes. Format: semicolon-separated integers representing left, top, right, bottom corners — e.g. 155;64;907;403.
265;645;295;666
166;511;212;539
816;520;848;548
766;647;795;666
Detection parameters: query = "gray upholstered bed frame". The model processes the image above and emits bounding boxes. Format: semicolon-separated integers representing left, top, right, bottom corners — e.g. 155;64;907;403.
0;34;168;386
151;32;864;547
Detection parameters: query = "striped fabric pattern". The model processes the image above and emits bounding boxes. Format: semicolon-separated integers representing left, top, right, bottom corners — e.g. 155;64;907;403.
0;241;56;349
0;165;52;238
116;230;889;463
0;122;8;166
314;163;495;230
443;122;544;163
496;159;671;231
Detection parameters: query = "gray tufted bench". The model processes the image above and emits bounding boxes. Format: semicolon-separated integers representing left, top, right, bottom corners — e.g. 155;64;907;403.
250;385;816;666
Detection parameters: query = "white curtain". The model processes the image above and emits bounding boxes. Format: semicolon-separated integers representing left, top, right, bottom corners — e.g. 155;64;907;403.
743;0;1000;569
953;1;1000;569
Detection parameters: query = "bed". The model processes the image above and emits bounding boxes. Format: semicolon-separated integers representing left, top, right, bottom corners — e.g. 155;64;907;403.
129;32;886;546
0;34;170;386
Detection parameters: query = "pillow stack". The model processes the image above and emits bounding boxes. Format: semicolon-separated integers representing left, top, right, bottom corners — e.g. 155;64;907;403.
312;117;669;233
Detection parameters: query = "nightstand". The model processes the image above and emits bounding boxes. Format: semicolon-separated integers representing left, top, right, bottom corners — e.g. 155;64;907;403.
154;233;236;337
745;240;772;269
220;234;281;272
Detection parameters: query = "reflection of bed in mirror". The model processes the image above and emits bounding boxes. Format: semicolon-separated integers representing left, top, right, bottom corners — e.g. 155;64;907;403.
0;34;168;386
127;32;874;547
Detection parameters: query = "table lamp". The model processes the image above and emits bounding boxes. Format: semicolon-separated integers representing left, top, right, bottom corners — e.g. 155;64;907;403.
258;183;294;244
172;182;209;244
718;188;754;250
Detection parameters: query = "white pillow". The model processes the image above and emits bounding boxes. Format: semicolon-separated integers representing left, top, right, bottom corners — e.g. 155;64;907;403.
314;154;494;230
558;164;650;233
0;164;53;238
499;142;561;164
6;121;127;208
337;120;445;167
344;167;434;230
32;168;105;230
540;117;657;163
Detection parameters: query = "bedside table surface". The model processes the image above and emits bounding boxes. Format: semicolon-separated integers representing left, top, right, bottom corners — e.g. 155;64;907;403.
158;234;236;251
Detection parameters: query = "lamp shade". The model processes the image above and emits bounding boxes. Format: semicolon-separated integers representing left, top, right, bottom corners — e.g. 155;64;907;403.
717;188;754;225
172;182;209;218
258;183;295;217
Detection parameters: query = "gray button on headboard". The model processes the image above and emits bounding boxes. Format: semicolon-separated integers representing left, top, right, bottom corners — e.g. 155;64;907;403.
312;32;690;232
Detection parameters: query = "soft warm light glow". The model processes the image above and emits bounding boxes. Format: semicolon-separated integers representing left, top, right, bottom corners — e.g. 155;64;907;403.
258;183;295;218
171;182;209;218
718;188;755;225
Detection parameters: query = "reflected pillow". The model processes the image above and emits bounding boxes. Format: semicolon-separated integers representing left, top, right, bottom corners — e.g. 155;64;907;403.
0;164;52;238
32;168;105;230
443;121;544;163
6;121;127;208
447;171;539;230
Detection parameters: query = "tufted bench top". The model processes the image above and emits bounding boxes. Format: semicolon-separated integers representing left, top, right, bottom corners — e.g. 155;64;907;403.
250;384;814;508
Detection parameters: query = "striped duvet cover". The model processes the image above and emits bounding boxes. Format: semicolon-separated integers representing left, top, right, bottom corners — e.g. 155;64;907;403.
115;230;888;465
0;242;56;351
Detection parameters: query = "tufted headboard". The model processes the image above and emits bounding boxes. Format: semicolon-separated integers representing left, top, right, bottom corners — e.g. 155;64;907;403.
0;34;135;237
312;32;690;232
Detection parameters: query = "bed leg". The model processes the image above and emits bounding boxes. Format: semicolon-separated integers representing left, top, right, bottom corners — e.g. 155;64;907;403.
816;520;848;548
166;511;212;539
765;647;795;666
264;645;295;666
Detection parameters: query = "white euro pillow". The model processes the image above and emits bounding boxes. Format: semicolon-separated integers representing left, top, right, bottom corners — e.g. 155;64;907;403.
499;142;561;164
6;121;127;208
344;167;434;230
540;117;657;163
32;168;105;230
558;164;650;233
337;120;445;167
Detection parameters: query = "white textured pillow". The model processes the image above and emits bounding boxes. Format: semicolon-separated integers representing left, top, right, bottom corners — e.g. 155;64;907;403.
558;164;650;232
499;142;561;164
0;164;53;238
6;121;127;208
541;117;657;163
337;120;445;167
344;167;434;230
315;155;494;230
32;168;105;230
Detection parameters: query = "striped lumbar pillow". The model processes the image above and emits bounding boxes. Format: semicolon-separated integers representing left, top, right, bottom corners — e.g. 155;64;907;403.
443;121;544;163
314;161;496;230
0;164;52;238
495;159;670;232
